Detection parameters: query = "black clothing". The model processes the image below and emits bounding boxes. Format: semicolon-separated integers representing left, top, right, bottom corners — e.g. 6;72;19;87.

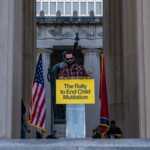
92;132;101;139
46;134;57;139
21;100;26;124
92;127;101;139
107;127;123;138
36;131;42;139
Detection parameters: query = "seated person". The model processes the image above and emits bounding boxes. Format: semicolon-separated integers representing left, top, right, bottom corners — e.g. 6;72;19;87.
92;125;101;139
46;130;57;139
106;120;123;138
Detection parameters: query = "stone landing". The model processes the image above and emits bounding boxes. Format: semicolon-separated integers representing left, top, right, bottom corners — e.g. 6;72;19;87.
0;139;150;150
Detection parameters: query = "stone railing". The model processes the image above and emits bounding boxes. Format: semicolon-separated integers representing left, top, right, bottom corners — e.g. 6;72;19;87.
37;16;103;25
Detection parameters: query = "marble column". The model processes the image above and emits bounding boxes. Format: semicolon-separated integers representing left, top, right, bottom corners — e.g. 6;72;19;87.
22;0;36;139
0;0;23;138
121;0;140;138
82;49;101;137
38;49;53;137
103;0;150;138
136;0;150;138
103;0;124;135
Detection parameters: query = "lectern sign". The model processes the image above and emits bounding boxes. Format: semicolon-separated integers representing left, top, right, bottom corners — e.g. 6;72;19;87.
56;79;95;104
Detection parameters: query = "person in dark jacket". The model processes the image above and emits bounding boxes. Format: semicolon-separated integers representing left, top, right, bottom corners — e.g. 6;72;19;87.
21;99;30;138
106;120;123;138
21;99;27;139
92;125;102;139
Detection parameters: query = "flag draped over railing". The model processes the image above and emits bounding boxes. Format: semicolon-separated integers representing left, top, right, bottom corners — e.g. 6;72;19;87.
29;52;46;134
100;54;109;138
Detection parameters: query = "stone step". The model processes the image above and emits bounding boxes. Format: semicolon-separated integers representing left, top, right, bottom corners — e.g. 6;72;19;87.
0;139;150;150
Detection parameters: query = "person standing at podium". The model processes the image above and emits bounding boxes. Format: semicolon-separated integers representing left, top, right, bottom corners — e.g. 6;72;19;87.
58;51;92;78
58;50;92;138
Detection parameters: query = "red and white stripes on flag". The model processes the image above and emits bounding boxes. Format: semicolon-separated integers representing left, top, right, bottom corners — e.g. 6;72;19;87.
29;53;46;133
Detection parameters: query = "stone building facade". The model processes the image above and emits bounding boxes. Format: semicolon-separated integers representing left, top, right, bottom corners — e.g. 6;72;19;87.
36;15;103;137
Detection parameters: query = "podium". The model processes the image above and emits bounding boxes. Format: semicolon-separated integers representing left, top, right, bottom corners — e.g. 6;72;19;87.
56;78;95;138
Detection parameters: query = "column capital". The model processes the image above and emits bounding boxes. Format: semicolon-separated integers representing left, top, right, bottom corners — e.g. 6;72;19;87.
82;49;101;54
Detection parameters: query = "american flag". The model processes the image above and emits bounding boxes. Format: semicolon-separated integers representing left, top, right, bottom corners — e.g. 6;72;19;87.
29;53;46;134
